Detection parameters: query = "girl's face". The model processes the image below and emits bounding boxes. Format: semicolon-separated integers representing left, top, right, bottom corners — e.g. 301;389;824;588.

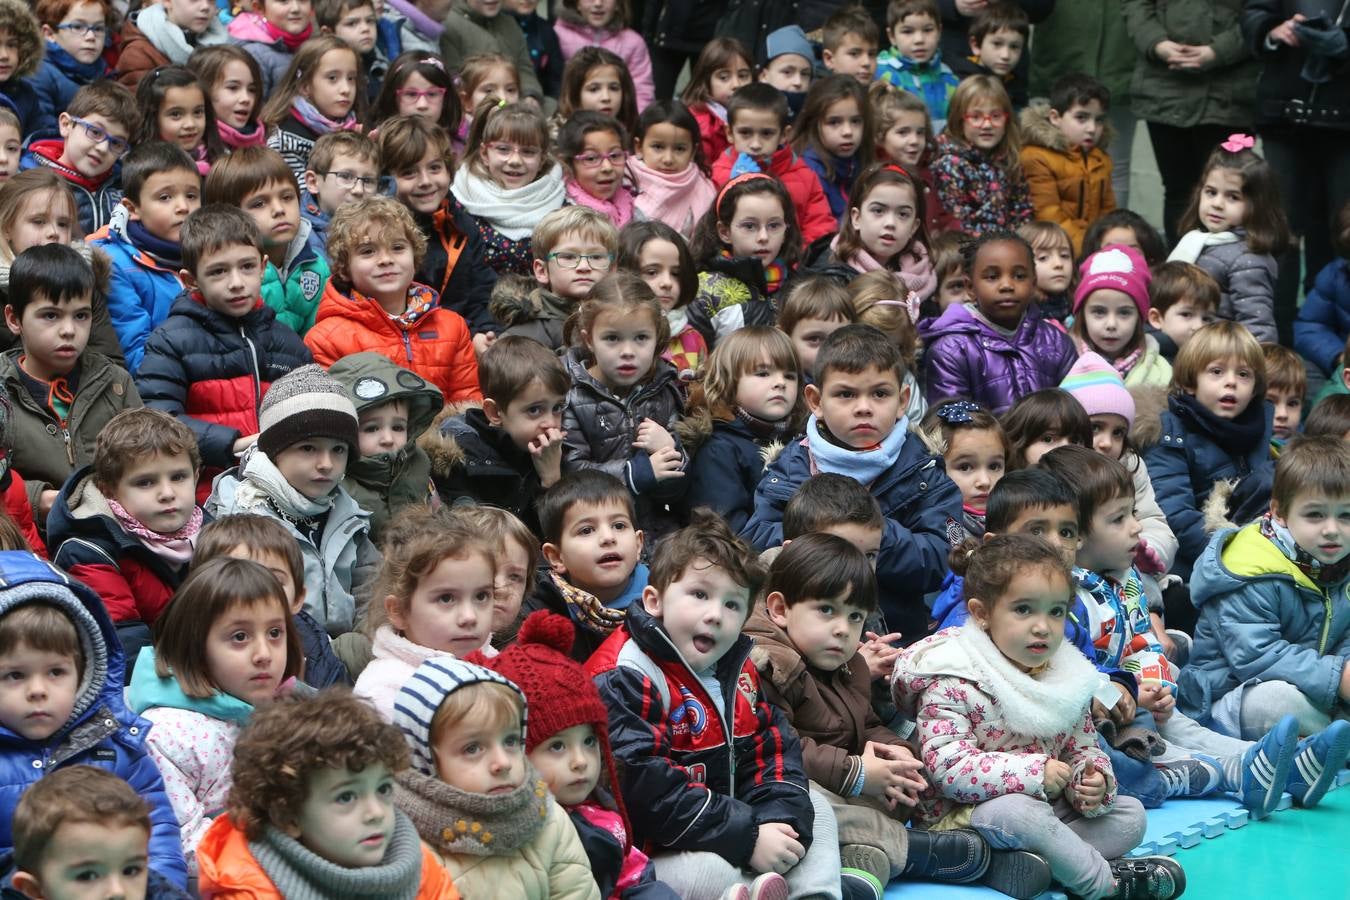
6;191;75;254
1098;226;1140;254
883;110;928;167
303;48;358;120
346;232;416;309
529;723;601;807
1022;427;1073;466
971;239;1034;329
396;71;447;121
960;101;1008;151
47;1;107;65
263;0;313;35
937;269;971;310
1198;166;1247;234
433;706;526;795
484;136;544;190
579;0;616;29
387;552;495;656
212;60;258;129
1081;288;1139;360
1090;413;1129;461
579;64;624;119
708;55;753;105
635;122;695;175
0;122;20;180
570;129;625;201
491;537;531;638
945;428;1005;514
819;97;864;159
583;306;660;394
734;356;799;423
204;598;289;705
466;65;520;109
716;193;788;267
158;85;207;153
636;238;682;310
850;181;919;264
968;568;1069;672
392;147;451;214
1033;240;1072;296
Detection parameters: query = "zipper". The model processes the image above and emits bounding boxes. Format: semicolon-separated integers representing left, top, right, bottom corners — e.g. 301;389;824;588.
241;327;262;408
1318;587;1334;655
62;428;73;466
401;331;414;364
653;626;741;796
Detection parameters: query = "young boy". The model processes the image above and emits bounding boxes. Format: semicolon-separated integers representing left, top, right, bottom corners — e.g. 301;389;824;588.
875;0;960;132
205;364;380;637
820;4;879;86
0;0;42;134
778;276;856;383
301;130;380;255
1144;260;1220;364
115;0;229;89
29;0;113;136
1020;74;1116;255
758;24;814;120
46;409;203;671
203;145;331;336
20;81;139;234
89;142;201;373
744;324;963;645
136;204;313;500
709;82;836;245
0;553;187;889
316;0;388;101
0;244;141;526
1263;342;1306;451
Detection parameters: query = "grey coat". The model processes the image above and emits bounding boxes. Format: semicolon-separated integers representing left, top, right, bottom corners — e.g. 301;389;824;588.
1192;232;1279;344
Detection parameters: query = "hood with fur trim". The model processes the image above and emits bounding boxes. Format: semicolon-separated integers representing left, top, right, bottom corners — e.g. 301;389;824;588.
1127;384;1170;450
0;0;43;81
1019;100;1115;154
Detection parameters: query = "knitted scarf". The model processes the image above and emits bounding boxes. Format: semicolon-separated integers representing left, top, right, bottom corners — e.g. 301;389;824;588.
235;446;337;527
1259;512;1350;587
565;178;636;229
829;233;936;313
43;42;107;84
718;249;788;294
395;767;550;856
733;406;794;442
250;812;424;900
107;498;203;567
217;119;268;150
805;413;908;485
451;165;565;240
630;157;716;238
126;220;184;270
291;97;359;135
550;563;648;638
1166;227;1241;265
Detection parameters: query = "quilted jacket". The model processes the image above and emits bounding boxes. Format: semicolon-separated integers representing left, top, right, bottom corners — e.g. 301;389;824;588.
428;406;547;540
710;145;837;246
930;134;1033;237
1294;259;1350;377
1019;101;1116;255
88;219;185;373
1188;230;1279;345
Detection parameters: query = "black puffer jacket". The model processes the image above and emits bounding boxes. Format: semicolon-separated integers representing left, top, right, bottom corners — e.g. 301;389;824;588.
1243;0;1350;130
413;199;499;336
428;406;548;539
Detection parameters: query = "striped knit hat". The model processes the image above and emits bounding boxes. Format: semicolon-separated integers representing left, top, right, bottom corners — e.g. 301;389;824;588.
258;364;360;458
1060;352;1135;427
393;657;528;776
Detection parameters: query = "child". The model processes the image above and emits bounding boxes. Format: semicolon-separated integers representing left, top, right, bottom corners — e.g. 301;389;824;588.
301;130;380;255
509;0;563;99
371;51;462;140
1304;394;1350;441
262;35;365;185
89;142;201;373
46;409;203;668
188;44;268;151
135;204;313;499
744;324;963;644
954;3;1030;108
617;220;704;380
204;145;331;335
1314;332;1350;410
679;37;753;170
227;0;315;98
554;0;654;110
0;107;17;182
446;503;540;649
135;66;221;177
892;536;1179;900
115;0;229;90
316;0;388;101
205;364;381;637
553;47;639;139
1263;342;1306;452
0;0;41;132
127;557;302;870
875;0;960;132
1018;220;1074;323
821;162;935;304
20;81;139;235
384;0;446;57
438;0;546;106
0;244;141;525
793;75;873;225
451;100;566;278
681;326;804;533
630;100;716;239
1145;260;1220;365
198;691;458;898
820;4;879;85
329;351;443;541
921;231;1077;415
921;399;1009;540
390;657;598;897
1001;387;1093;469
1020;75;1115;256
558;111;638;230
848;271;928;426
758;24;814;120
1081;208;1168;270
0;552;188;889
932;76;1032;237
871;81;958;237
1166;137;1290;345
1294;199;1350;378
925;228;972;314
1071;246;1172;387
29;0;112;136
455;53;523;143
778;274;855;382
711;82;836;245
306;197;479;404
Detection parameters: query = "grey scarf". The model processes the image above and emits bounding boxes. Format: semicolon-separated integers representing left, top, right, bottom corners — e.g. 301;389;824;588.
395;765;550;857
249;809;424;900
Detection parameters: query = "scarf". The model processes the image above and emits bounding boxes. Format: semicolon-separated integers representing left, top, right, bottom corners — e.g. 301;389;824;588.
805;413;908;485
962;506;985;539
126;220;184;270
1169;391;1266;455
217;119;267;150
733;406;794;442
550;563;649;638
250;812;424;900
255;12;313;51
291;97;359;135
396;767;550;857
352;283;438;327
1112;345;1144;379
1166;228;1241;265
565;178;636;229
386;0;444;39
718;248;787;295
43;42;107;84
663;308;705;380
451;165;565;240
829;234;935;315
965;301;1021;339
630;157;716;238
235;446;337;526
133;4;199;64
107;497;202;567
191;144;210;177
1260;512;1350;587
705;101;727;124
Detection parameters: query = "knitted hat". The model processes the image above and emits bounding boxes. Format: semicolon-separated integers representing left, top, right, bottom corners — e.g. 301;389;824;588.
764;25;814;66
258;364;360;458
1060;352;1135;427
393;657;528;777
1073;245;1152;317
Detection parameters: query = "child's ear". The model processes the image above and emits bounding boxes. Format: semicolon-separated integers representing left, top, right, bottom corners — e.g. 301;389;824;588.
10;871;42;900
897;379;912;416
179;269;198;291
1048;108;1062;129
716;220;733;247
532;256;550;287
541;542;566;574
640;584;662;617
634;528;645;561
291;586;307;617
120;196;141;222
383;594;407;631
821;48;835;69
966;596;989;627
982;530;997;543
482;397;504;426
1146;307;1163;329
303;169;321;195
40;24;56;41
803;382;823;416
57;112;72;140
4;305;20;336
968;34;981;55
765;590;790;627
781;123;793;143
1341;367;1350;391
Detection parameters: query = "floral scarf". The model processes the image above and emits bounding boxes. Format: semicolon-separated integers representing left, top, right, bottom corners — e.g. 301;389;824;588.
358;283;439;327
291;97;359;135
107;498;203;567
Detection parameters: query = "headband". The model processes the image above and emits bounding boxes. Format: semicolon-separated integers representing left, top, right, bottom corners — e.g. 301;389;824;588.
716;172;775;218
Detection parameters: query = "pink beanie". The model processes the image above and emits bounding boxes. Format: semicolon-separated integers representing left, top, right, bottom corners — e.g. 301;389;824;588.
1073;245;1152;317
1060;351;1135;427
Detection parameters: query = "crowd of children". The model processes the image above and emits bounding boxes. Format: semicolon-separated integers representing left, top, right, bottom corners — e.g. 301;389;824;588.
0;1;1347;900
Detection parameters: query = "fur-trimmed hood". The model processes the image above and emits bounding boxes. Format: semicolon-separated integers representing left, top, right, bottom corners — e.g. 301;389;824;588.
0;0;43;81
1019;100;1115;154
418;400;479;480
489;275;570;328
1128;384;1170;450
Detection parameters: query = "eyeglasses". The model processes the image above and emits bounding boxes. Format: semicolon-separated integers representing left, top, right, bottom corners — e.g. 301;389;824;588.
572;150;627;169
395;87;447;103
323;170;378;191
733;220;787;236
485;142;542;162
67;116;130;158
963;110;1008;127
547;251;614;269
56;22;107;36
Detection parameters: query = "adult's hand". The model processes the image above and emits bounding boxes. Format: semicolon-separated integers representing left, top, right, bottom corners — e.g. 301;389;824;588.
1269;14;1307;48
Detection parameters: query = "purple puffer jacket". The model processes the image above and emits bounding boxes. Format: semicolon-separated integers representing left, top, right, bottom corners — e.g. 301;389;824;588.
920;302;1079;415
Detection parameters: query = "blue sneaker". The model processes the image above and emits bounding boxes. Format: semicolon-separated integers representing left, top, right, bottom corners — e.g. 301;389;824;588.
1240;714;1299;820
1288;720;1350;808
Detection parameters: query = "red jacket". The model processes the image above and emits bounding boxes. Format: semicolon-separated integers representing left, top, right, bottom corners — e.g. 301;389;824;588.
3;473;45;557
690;102;729;174
711;146;836;245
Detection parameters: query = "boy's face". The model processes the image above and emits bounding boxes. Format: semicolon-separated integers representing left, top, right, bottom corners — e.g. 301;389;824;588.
790;316;848;381
204;596;289;705
263;0;314;35
273;438;349;499
1190;355;1257;420
491;537;530;637
760;53;813;94
358;398;409;457
889;13;939;63
292;763;396;869
767;590;867;672
820;522;883;570
57;113;129;180
937;270;971;310
183;241;264;319
484;377;566;452
1033;241;1073;296
1267;387;1303;441
4;292;93;382
543;500;643;602
822;33;877;84
329;3;378;53
971;28;1025;76
241;179;302;252
1146;301;1212;350
528;723;600;807
727;109;785;162
433;708;526;795
391;147;451;216
14;822;150;900
44;2;107;65
163;0;216;34
805;365;908;450
1050;99;1106;153
995;502;1081;569
532;234;612;300
1274;490;1350;566
344;231;416;310
0;121;21;181
226;545;302;614
123;169;202;244
387;552;494;656
109;450;197;536
1076;494;1141;575
0;642;79;741
641;560;750;674
304;152;378;215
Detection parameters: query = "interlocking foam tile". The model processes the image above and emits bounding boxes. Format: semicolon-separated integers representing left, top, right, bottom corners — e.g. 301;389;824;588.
881;881;1066;900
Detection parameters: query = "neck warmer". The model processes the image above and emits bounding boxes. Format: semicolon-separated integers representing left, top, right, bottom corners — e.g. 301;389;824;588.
1166;228;1241;265
733;406;794;442
256;12;313;51
217;119;267;149
704;101;727;123
550;563;649;637
565;178;636;229
829;234;935;314
107;497;203;567
718;248;787;294
1170;391;1266;455
126;220;184;270
451;165;565;240
805;413;908;485
235;446;337;526
385;0;444;39
291;97;359;135
1260;512;1350;587
630;157;716;238
250;813;424;900
26;140;105;190
963;506;985;539
396;767;550;857
43;42;107;83
1111;344;1144;379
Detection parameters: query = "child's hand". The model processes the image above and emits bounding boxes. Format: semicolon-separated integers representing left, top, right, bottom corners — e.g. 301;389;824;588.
649;446;685;481
861;741;926;808
472;331;497;355
234;433;259;456
1138;683;1175;723
1135;540;1165;575
749;822;804;875
1070;760;1107;813
1270;14;1307;47
858;631;903;680
528;426;566;487
632;418;675;452
1109;681;1137;727
1043;758;1071;799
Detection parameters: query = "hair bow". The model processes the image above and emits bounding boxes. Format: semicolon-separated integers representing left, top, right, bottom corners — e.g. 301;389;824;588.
936;399;981;424
1221;133;1255;153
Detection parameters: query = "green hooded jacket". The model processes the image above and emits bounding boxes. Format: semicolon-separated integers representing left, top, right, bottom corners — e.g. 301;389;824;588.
1029;0;1138;103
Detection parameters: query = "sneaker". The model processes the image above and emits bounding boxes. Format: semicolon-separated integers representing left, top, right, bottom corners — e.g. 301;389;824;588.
748;872;789;900
1288;719;1350;808
980;850;1053;900
1108;856;1186;899
840;868;884;900
1157;755;1222;798
718;887;750;900
1239;714;1299;820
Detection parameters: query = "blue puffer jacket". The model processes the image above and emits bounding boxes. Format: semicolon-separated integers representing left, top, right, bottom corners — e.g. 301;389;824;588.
89;219;185;373
0;552;187;888
1294;259;1350;378
25;44;109;136
682;416;791;535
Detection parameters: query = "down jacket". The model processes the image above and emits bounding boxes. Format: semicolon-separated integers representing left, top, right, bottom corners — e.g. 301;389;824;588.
679;414;786;535
27;43;109;136
89;219;186;373
0;552;187;888
1019;102;1116;255
429;406;548;540
710;145;838;246
414;200;499;337
1189;232;1279;345
1294;259;1350;377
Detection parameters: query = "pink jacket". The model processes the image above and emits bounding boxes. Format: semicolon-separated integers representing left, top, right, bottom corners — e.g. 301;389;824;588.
139;707;240;872
553;19;655;110
353;625;496;722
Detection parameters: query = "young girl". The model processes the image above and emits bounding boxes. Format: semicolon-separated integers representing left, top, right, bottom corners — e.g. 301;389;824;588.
554;0;655;109
1000;388;1092;470
680;326;804;532
189;45;267;151
226;0;315;97
618;220;704;380
558;111;638;229
1071;245;1172;387
849;269;927;425
630;100;715;239
127;557;302;870
445;504;541;650
824;163;935;305
921;231;1078;415
0;107;17;182
893;535;1179;900
793;74;873;225
134;66;222;176
871;81;957;237
921;399;1010;539
778;274;855;382
452;100;566;277
932;76;1032;237
1019;220;1074;324
688;173;802;347
1167;137;1290;345
1082;209;1167;270
556;47;640;145
456;53;522;150
262;35;365;183
680;38;754;168
371;51;462;140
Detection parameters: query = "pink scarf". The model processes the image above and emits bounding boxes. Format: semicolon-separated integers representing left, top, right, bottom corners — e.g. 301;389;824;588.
107;498;203;567
192;144;210;177
255;12;313;51
565;178;636;229
630;158;715;238
217;119;266;150
831;234;937;319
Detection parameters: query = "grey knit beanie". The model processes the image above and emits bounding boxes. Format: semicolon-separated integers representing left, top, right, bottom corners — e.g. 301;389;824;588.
258;364;360;458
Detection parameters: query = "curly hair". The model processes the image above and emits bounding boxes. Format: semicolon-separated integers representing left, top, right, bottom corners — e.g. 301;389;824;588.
0;0;43;81
327;195;429;285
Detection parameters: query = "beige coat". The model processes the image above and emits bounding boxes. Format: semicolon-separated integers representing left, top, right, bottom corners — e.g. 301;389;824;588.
433;800;599;900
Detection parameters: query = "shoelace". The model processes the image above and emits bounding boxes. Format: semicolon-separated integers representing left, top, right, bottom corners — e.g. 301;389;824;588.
1157;759;1217;798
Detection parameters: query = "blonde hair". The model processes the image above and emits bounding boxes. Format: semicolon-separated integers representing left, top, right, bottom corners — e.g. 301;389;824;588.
429;681;524;746
848;271;919;369
870;81;932;164
327;196;428;284
532;205;619;261
943;76;1021;177
1170;320;1267;398
688;326;805;426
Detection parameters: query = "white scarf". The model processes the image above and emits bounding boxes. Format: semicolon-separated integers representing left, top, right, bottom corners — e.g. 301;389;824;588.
450;165;566;240
133;3;228;65
234;447;336;521
1167;228;1241;265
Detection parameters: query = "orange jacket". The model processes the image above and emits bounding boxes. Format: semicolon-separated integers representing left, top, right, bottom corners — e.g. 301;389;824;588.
1018;103;1116;256
305;281;481;403
196;815;461;900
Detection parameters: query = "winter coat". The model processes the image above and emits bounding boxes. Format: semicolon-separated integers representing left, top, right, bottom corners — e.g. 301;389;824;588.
1120;0;1258;128
689;103;729;175
874;51;961;128
568;808;678;900
920;302;1079;415
1122;333;1173;388
644;0;722;55
1019;102;1116;255
114;15;169;89
294;609;351;690
930;134;1034;237
0;242;126;366
26;44;109;136
742;432;963;643
115;5;229;89
1189;231;1279;345
266;115;319;186
1179;524;1350;728
354;626;459;723
1242;0;1350;132
3;473;44;557
710;145;837;246
227;13;296;98
438;0;544;103
554;16;655;110
937;0;1051;100
1126;448;1178;576
0;79;37;137
514;12;564;98
0;553;187;888
19;140;123;235
892;622;1117;827
261;218;330;336
305;281;480;404
88;220;185;373
428;406;548;538
688;255;778;349
1294;259;1350;376
800;146;860;224
680;415;785;535
1027;0;1138;102
413;200;499;337
489;276;571;352
299;191;331;255
586;602;815;864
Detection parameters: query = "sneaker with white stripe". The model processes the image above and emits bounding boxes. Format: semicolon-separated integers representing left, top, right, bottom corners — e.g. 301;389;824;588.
1288;719;1350;808
1239;714;1299;820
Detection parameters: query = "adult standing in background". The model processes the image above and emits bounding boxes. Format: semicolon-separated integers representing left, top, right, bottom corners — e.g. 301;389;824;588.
644;0;723;100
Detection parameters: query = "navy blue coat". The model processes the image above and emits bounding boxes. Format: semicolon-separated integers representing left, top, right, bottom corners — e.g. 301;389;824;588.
25;44;108;137
1294;259;1350;377
683;417;781;534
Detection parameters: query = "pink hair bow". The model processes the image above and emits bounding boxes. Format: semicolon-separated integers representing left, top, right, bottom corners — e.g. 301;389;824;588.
1221;133;1255;153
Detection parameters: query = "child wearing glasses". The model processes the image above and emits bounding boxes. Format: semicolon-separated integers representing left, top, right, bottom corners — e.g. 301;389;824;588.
931;76;1032;237
30;0;112;137
558;111;638;230
301;131;380;255
370;52;462;140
